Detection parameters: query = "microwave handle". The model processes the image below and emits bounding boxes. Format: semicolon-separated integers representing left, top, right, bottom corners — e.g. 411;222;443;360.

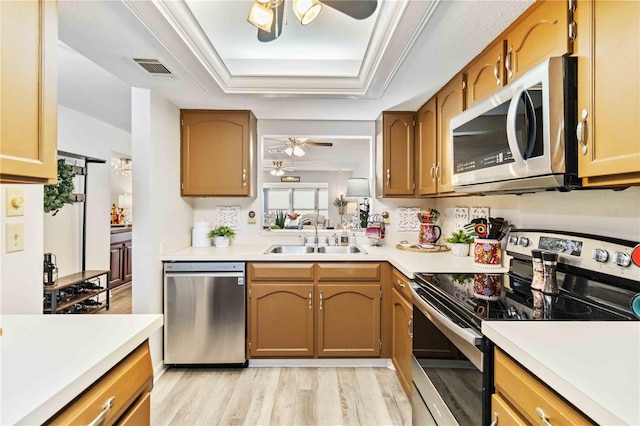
506;86;537;165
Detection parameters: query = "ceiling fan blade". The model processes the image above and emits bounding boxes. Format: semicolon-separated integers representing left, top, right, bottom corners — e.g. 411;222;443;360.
258;0;286;42
321;0;378;20
306;142;333;147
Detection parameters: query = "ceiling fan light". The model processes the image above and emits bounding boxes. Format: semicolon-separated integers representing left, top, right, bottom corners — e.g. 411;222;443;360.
292;0;322;25
293;146;306;157
247;2;274;32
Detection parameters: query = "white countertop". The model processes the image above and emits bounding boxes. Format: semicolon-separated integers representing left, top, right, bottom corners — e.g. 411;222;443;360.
483;321;640;425
162;243;508;277
0;314;163;425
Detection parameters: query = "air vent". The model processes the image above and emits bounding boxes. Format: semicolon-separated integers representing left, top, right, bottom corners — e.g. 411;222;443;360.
132;58;173;77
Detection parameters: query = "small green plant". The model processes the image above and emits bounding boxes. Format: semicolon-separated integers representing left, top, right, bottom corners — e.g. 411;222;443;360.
274;210;286;229
333;197;348;207
445;230;475;244
44;159;75;216
207;225;236;240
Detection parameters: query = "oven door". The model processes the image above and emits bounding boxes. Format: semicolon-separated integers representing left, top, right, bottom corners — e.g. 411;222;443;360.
411;283;485;426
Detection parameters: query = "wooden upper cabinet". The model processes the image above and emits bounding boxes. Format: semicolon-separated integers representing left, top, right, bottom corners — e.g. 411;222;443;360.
435;74;464;194
576;0;640;186
0;0;57;184
505;0;573;82
416;98;438;196
465;41;507;107
382;112;416;196
180;110;256;197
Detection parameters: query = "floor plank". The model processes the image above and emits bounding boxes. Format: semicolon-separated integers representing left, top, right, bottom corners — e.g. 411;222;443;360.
151;366;411;426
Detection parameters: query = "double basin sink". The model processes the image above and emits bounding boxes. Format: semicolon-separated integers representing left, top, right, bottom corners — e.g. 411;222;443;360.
264;245;367;255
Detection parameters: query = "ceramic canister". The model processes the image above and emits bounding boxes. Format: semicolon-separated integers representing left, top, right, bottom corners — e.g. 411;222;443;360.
473;239;502;267
192;220;212;247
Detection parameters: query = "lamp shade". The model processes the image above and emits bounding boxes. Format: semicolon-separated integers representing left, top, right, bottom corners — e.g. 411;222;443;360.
118;194;132;209
345;178;370;198
292;0;322;25
247;2;274;32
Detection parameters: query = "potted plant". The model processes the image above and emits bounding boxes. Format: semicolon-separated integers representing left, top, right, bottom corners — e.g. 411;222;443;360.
333;196;348;215
207;225;236;248
445;230;474;257
43;159;75;216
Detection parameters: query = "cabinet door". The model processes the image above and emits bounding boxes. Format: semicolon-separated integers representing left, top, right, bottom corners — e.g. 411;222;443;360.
110;244;124;288
317;284;381;357
490;394;527;426
0;0;57;183
382;112;415;196
123;240;133;283
391;289;412;395
576;0;640;185
249;284;314;357
416;98;438;196
506;0;572;82
181;110;256;197
436;74;464;194
466;41;506;107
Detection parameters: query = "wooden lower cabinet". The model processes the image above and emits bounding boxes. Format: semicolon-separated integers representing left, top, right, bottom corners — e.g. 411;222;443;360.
493;348;592;425
391;287;412;395
110;233;132;289
47;341;153;425
249;283;314;357
248;262;383;358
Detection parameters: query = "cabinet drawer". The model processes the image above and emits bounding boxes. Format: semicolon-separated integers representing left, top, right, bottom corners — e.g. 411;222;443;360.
317;263;381;281
391;268;412;301
48;342;153;425
490;394;526;425
249;263;314;281
494;349;592;425
116;392;150;426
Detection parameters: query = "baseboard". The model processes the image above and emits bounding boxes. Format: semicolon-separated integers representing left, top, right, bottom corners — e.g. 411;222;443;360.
249;358;394;368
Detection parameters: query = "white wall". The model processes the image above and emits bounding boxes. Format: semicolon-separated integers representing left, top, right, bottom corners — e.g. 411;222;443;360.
0;185;45;314
131;88;193;368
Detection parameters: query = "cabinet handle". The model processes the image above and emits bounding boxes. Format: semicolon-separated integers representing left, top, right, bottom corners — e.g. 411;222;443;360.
429;164;436;182
435;162;441;183
489;412;498;426
242;169;247;187
494;54;502;86
308;290;312;310
319;291;323;310
407;316;413;338
577;109;589;155
505;45;513;79
386;169;391;186
395;279;406;289
535;407;553;426
88;396;115;426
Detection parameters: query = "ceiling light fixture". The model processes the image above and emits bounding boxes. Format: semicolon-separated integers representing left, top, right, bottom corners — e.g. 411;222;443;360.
270;161;286;176
292;0;323;25
284;145;306;157
247;1;274;32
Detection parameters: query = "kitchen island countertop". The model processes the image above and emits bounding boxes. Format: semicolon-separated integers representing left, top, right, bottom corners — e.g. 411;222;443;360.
483;321;640;425
161;243;508;277
0;314;163;425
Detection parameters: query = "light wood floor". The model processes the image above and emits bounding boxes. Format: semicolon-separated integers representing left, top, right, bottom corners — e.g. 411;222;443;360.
97;282;132;314
151;366;412;426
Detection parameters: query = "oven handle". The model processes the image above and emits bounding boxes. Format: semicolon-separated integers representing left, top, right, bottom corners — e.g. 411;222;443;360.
410;284;483;347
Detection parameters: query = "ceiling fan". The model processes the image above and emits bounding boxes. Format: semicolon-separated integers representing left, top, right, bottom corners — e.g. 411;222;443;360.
247;0;378;42
267;137;333;158
266;160;297;176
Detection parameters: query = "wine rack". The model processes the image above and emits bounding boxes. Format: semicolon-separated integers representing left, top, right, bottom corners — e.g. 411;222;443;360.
43;270;110;314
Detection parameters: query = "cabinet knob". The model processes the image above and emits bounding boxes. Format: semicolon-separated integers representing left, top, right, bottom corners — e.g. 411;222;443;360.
242;169;247;186
319;291;323;310
396;279;406;288
494;54;502;86
88;396;115;426
386;169;391;186
535;407;553;426
308;290;312;310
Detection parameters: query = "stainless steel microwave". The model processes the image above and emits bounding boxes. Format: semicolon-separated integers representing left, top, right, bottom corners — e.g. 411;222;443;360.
450;56;579;194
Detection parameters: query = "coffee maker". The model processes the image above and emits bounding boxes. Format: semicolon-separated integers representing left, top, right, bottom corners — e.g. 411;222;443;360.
43;253;58;286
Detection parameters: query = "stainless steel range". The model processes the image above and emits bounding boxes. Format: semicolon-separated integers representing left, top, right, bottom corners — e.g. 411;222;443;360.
410;229;640;426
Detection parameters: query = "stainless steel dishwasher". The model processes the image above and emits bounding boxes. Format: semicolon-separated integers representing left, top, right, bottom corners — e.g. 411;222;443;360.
163;262;246;365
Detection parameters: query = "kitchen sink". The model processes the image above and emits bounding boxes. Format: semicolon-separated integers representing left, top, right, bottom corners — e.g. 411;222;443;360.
264;245;367;254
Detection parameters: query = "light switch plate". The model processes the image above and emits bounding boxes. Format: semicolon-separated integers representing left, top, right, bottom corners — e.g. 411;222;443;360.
6;223;24;252
5;187;25;217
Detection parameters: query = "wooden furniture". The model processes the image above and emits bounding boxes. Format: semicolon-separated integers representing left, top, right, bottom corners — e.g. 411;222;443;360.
0;0;58;184
465;41;507;107
380;112;416;197
492;348;592;425
248;262;384;358
415;98;437;196
576;0;640;186
43;270;110;314
180;110;257;197
110;231;132;289
390;268;412;395
47;341;153;425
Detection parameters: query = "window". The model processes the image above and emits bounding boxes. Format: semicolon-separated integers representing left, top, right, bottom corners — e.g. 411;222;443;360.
264;183;328;222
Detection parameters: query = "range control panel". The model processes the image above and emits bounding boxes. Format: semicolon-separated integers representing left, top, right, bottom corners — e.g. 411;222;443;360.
506;230;640;282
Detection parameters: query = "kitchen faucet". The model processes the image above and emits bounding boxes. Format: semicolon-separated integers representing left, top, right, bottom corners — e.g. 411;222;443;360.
299;218;319;246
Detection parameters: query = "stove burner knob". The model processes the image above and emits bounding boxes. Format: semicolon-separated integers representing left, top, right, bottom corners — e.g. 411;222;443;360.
517;237;530;247
614;252;632;267
592;248;609;263
509;235;519;245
